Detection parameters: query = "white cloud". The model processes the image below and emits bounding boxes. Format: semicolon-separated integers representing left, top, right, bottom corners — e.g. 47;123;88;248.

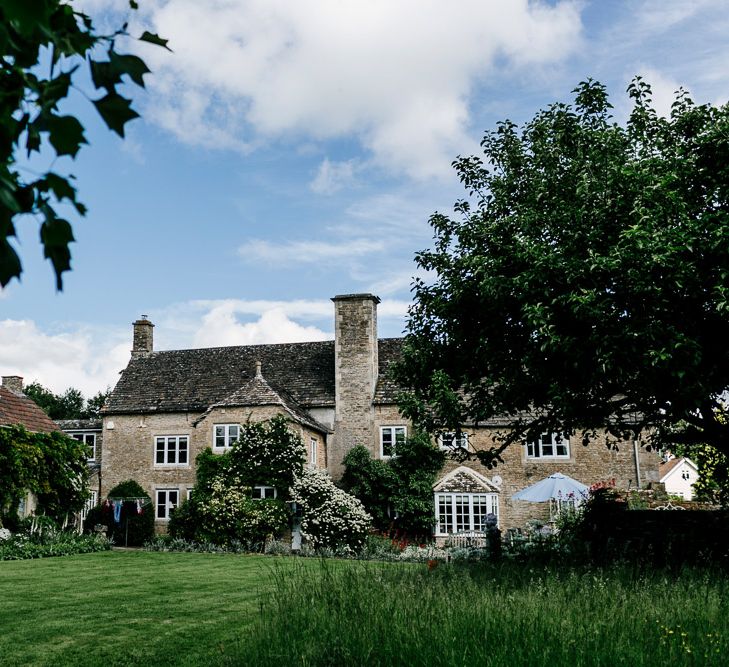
632;67;684;118
155;297;410;348
0;319;129;396
192;305;330;348
135;0;582;179
310;158;359;195
238;237;385;264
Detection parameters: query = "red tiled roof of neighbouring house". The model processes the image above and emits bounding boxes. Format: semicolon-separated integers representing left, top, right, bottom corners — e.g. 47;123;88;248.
0;387;58;433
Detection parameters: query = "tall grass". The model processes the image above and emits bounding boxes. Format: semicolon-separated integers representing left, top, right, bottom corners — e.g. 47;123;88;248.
240;560;729;666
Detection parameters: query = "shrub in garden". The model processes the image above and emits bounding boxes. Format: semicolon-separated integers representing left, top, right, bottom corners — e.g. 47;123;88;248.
0;524;110;560
86;480;155;547
292;468;371;553
341;432;445;538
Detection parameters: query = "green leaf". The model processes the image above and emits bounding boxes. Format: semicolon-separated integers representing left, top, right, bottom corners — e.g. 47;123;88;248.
110;53;151;88
93;93;140;137
40;213;74;291
0;237;21;287
129;1;139;10
45;115;87;158
139;31;172;51
26;123;41;156
90;60;124;92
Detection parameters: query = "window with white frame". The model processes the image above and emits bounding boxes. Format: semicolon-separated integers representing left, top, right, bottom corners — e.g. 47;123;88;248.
526;432;570;459
310;438;318;467
434;493;499;535
380;426;406;458
68;432;97;461
81;491;98;520
156;489;179;520
252;486;277;500
438;431;469;451
154;435;189;466
213;424;239;450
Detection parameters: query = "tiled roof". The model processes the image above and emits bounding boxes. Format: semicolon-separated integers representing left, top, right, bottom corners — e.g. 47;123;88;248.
193;373;331;434
105;338;405;415
56;419;102;431
0;387;58;433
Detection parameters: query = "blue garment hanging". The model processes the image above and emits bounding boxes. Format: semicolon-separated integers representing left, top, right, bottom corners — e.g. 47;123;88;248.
113;500;122;523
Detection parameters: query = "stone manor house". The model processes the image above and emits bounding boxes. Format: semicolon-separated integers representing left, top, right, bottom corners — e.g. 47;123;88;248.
93;293;659;537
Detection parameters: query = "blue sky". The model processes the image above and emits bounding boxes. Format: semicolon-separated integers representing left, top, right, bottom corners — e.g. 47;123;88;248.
2;0;728;395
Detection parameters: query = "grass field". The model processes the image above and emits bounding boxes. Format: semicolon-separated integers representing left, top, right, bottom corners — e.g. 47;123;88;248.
0;550;289;667
2;551;728;666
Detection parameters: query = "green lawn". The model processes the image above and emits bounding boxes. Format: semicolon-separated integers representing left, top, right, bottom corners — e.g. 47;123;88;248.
2;551;729;666
0;550;290;667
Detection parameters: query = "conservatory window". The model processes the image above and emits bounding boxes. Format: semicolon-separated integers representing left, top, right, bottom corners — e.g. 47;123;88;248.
434;493;499;536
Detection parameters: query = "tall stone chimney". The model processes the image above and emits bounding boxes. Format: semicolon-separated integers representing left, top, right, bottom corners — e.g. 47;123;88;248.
132;316;154;359
1;375;23;393
329;293;380;477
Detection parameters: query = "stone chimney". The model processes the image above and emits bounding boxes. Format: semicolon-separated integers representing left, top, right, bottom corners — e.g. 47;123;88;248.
1;375;23;394
132;316;154;359
329;293;380;477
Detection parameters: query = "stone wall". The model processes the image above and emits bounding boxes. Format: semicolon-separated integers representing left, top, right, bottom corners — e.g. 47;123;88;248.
101;406;327;524
329;294;380;477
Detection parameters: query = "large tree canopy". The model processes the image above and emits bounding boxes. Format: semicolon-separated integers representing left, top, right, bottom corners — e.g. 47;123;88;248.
396;79;729;466
0;0;168;289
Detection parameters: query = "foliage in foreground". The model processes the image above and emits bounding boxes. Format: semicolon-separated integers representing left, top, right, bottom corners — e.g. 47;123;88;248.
396;77;729;465
0;525;110;560
0;424;89;529
341;433;446;537
244;559;729;666
0;1;169;289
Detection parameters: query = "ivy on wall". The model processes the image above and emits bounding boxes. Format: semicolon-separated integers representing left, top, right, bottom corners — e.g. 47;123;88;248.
0;425;89;528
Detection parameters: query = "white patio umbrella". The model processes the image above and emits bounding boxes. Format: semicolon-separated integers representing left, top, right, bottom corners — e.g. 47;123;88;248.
511;472;589;502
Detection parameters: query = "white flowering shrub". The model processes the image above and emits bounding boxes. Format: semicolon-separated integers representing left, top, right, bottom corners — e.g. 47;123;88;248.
292;468;372;553
229;416;307;489
0;527;11;542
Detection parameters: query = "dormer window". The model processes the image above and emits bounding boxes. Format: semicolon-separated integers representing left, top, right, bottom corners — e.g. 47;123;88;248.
214;424;240;451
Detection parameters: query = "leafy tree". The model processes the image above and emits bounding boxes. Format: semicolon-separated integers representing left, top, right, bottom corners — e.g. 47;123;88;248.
396;78;729;467
341;433;446;537
23;381;110;419
0;0;169;288
83;387;111;418
22;381;58;416
0;424;89;528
